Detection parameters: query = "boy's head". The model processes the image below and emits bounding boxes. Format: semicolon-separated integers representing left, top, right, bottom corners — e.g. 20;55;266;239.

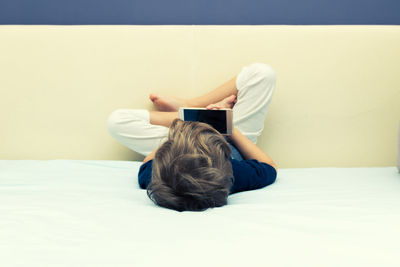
147;119;234;212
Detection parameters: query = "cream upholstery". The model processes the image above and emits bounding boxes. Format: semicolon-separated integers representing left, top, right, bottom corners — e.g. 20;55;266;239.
398;121;400;172
0;25;399;167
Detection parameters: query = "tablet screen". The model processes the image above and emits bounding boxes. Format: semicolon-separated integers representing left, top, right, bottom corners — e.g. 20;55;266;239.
183;109;227;134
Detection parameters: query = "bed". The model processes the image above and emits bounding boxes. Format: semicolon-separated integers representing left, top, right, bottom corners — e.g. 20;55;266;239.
1;160;399;267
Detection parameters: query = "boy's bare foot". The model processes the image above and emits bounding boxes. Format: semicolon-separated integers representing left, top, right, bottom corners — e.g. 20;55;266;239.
149;94;186;112
206;95;237;110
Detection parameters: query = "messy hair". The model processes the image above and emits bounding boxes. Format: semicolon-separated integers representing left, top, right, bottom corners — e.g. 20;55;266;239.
147;119;234;212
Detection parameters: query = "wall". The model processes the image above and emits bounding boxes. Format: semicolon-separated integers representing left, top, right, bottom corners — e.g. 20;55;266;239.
1;0;399;25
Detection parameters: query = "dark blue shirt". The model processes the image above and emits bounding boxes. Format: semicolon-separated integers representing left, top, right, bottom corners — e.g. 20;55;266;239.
138;144;277;194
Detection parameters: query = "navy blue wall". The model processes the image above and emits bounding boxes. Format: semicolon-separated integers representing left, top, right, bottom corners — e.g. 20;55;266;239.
1;0;399;25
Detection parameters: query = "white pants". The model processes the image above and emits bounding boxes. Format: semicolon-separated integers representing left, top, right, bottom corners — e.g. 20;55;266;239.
107;63;276;156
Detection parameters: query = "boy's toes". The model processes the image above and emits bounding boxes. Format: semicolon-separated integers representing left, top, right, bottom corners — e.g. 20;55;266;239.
149;94;182;112
149;93;158;102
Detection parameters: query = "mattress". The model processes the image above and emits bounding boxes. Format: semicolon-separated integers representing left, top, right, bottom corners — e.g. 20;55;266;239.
1;160;399;267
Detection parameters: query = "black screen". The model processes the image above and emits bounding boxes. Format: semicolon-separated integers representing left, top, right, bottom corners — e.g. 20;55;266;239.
183;109;227;134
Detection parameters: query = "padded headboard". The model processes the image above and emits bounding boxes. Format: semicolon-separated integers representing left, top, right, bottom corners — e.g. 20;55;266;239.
0;25;399;168
398;121;400;172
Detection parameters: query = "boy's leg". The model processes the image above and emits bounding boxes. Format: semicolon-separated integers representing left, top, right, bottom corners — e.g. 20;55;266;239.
150;61;276;144
186;77;238;107
107;109;172;156
232;63;276;144
108;63;275;155
150;77;238;111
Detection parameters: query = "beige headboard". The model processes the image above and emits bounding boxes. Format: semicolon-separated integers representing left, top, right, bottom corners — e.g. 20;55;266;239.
398;121;400;172
0;25;399;168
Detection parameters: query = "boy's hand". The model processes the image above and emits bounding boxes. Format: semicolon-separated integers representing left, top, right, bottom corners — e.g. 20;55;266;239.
206;95;237;110
143;148;157;163
228;127;277;171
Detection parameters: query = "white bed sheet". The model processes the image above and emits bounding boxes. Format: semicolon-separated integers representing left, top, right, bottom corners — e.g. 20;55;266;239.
1;160;399;267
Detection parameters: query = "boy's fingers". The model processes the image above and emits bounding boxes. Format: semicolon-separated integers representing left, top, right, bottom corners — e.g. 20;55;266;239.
206;104;221;110
206;104;216;110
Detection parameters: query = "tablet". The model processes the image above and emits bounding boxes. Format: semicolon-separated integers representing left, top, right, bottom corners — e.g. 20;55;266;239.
178;107;233;135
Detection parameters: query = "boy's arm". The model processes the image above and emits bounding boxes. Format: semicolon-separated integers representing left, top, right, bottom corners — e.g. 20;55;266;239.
149;111;178;127
228;128;277;171
143;111;179;163
143;149;157;163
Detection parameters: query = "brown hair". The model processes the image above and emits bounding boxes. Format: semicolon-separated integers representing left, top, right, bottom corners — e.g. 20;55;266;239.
147;119;234;212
